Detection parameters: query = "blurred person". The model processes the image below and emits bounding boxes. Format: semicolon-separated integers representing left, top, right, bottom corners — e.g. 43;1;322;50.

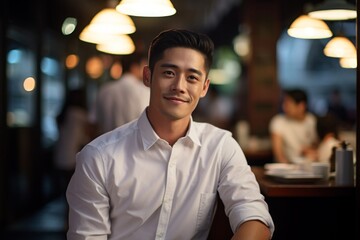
327;89;352;128
269;88;318;164
316;114;341;172
67;29;274;240
94;52;150;134
53;88;91;229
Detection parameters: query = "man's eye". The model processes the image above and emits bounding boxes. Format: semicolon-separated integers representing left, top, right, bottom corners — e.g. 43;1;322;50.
188;75;199;82
164;71;174;77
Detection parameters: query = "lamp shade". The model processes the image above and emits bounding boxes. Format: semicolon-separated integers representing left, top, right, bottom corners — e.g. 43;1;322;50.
323;36;356;58
339;56;357;68
287;15;333;39
308;0;356;20
96;35;135;55
116;0;176;17
86;8;135;35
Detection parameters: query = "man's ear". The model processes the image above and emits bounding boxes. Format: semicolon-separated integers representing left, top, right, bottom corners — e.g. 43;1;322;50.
200;78;210;98
143;66;151;87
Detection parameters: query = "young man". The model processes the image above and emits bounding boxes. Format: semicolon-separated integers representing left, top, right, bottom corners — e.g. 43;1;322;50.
269;89;318;164
67;29;274;240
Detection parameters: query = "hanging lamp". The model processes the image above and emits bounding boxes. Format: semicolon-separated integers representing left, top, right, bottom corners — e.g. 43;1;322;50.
116;0;176;17
287;15;333;39
308;0;356;20
96;35;136;55
323;36;356;58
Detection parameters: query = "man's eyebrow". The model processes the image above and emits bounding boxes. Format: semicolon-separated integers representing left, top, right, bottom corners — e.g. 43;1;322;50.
160;63;203;76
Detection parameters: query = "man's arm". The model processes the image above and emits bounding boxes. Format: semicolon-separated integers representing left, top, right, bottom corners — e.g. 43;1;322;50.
271;133;289;163
232;220;271;240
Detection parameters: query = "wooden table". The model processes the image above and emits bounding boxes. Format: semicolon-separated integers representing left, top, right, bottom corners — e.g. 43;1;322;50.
251;166;355;197
251;167;357;240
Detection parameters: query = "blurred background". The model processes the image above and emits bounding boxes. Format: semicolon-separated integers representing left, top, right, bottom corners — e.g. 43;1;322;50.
0;0;358;239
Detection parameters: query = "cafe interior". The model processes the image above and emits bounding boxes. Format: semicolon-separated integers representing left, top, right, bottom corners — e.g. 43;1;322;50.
0;0;359;239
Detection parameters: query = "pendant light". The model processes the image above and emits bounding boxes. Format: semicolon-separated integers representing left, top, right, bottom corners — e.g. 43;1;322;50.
287;15;333;39
339;56;357;68
116;0;176;17
323;36;356;58
96;35;135;55
308;0;356;20
81;8;135;38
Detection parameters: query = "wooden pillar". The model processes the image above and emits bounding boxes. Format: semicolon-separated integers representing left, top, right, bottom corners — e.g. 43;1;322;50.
243;0;281;136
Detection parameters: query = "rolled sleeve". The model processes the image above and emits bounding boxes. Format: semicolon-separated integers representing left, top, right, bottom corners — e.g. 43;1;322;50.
218;136;275;236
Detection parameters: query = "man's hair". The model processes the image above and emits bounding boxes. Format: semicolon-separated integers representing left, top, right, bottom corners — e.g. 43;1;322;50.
148;29;214;75
284;88;308;104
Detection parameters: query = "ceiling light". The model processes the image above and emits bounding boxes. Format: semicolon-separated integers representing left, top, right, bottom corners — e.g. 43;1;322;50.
339;56;357;68
287;15;333;39
116;0;176;17
80;25;133;45
84;8;135;36
323;36;356;58
308;0;357;20
96;35;135;55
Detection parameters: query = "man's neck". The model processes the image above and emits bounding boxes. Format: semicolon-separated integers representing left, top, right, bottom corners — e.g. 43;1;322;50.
146;109;190;146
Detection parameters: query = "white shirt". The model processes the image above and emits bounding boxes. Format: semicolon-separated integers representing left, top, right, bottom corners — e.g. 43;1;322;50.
67;110;274;240
269;113;317;163
94;73;150;134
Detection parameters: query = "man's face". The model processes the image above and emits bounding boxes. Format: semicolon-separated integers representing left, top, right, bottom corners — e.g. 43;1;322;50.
143;47;210;121
282;95;305;119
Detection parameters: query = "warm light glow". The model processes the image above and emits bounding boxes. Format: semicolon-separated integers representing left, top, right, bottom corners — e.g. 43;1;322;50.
116;0;176;17
110;61;123;79
287;15;332;39
323;36;356;58
96;39;135;55
23;77;36;91
86;8;135;35
309;0;356;20
86;57;104;79
339;56;357;68
65;54;79;69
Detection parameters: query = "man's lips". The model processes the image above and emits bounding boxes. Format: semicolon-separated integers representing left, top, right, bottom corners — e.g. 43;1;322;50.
164;95;189;103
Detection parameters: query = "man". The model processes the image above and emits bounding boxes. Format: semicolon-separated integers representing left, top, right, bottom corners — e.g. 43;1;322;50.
269;89;318;164
67;29;274;240
94;52;149;134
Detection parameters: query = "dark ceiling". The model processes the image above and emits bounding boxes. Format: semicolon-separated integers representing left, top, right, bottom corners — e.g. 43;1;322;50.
4;0;357;51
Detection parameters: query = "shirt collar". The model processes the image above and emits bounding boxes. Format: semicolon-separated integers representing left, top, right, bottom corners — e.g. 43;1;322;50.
137;110;201;150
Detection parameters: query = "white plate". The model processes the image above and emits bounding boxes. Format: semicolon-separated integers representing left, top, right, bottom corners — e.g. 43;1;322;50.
265;171;323;184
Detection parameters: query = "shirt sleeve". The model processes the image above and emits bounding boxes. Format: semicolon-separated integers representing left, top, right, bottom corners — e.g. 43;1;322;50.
66;145;111;240
217;135;275;237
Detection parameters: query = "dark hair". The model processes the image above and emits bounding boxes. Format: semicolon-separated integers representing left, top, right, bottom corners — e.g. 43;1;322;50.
121;51;147;72
148;29;214;75
284;88;308;104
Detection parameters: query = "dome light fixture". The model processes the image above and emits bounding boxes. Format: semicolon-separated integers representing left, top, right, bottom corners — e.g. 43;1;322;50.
287;15;333;39
116;0;176;17
308;0;357;20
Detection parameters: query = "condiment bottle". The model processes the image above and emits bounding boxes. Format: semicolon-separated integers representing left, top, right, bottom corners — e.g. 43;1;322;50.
335;141;354;186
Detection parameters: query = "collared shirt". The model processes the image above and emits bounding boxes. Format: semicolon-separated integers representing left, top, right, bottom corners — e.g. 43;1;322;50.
67;110;274;240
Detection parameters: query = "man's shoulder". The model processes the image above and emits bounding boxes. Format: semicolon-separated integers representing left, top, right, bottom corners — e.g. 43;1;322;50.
193;121;232;138
88;121;138;149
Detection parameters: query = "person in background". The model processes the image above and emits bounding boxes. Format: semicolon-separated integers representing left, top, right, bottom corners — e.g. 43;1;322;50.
94;51;150;134
269;88;318;164
67;29;274;240
53;88;91;227
316;114;340;171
